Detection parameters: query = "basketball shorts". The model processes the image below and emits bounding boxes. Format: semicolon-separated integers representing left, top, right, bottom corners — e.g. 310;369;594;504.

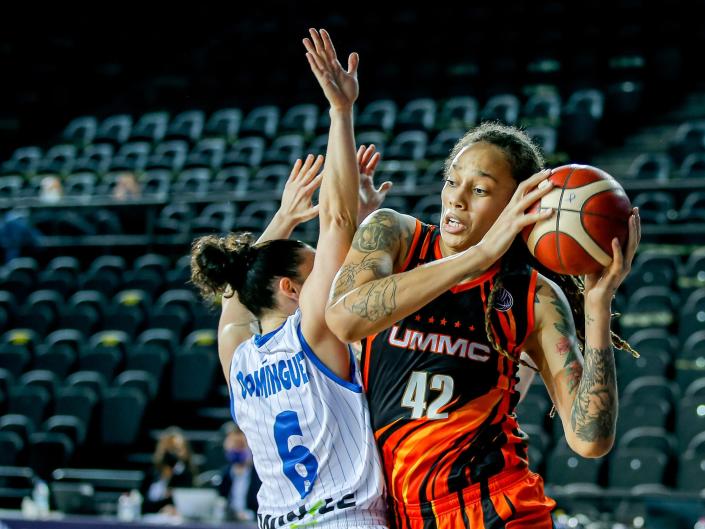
392;469;556;529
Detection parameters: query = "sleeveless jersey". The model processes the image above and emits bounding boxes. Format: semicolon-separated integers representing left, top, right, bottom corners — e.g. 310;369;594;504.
229;309;388;529
361;221;538;517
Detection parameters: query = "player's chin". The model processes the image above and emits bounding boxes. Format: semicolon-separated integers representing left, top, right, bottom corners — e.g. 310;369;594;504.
439;226;475;253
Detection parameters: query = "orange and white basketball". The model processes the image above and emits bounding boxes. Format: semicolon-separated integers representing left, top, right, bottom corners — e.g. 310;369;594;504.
522;164;632;276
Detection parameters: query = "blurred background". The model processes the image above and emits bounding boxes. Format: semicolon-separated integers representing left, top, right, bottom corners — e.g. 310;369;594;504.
0;2;704;528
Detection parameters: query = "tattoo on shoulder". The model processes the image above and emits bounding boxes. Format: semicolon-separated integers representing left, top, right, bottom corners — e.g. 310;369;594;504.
352;210;401;253
570;346;616;442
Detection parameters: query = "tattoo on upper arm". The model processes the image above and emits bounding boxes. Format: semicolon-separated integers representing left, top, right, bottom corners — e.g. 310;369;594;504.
550;294;572;336
352;211;401;253
534;284;543;304
343;276;398;321
570;346;616;442
331;254;390;300
586;313;595;326
549;288;582;394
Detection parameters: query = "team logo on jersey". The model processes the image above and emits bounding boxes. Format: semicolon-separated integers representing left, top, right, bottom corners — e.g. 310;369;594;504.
258;493;356;529
493;288;514;312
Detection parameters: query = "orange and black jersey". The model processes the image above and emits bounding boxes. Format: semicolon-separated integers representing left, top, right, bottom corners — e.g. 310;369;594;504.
361;220;539;508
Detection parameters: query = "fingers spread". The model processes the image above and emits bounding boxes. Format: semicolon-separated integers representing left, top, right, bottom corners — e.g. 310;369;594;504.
376;181;393;195
289;158;303;180
309;154;325;176
347;52;359;76
320;29;338;63
309;28;325;57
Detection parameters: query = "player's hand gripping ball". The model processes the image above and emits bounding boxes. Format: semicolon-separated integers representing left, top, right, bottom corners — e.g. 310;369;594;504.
522;164;632;275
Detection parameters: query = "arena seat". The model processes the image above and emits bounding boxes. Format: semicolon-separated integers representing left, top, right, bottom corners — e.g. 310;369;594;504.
204;108;242;142
546;445;603;487
396;98;436;132
239;105;280;139
55;386;97;428
0;432;24;466
184;138;226;171
608;447;668;488
222;136;266;168
356;99;397;134
43;415;87;447
280;104;319;136
165;110;204;143
94;115;133;146
8;386;50;430
129;111;170;144
109;141;150;172
73;144;113;174
436;97;478;131
385;131;428;161
677;451;705;492
100;387;146;446
29;431;74;481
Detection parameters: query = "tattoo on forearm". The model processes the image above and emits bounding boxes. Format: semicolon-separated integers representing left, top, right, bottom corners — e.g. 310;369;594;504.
352;211;400;252
343;277;398;321
586;313;595;326
331;255;389;300
570;346;616;442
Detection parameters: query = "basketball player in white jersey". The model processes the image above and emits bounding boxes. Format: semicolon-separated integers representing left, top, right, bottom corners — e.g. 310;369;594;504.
191;29;388;529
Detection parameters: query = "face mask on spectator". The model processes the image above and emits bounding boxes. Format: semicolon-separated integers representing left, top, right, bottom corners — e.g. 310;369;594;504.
226;448;251;465
162;451;181;468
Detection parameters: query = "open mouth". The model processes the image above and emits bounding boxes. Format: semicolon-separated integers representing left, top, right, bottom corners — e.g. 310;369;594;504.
442;213;467;234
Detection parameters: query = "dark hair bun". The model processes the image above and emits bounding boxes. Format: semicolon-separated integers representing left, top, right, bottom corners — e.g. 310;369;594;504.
190;233;256;298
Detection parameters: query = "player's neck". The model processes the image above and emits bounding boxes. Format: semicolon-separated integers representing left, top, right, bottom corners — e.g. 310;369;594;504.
259;311;290;334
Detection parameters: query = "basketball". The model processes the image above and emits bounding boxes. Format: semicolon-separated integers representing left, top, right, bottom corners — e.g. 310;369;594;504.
522;164;632;276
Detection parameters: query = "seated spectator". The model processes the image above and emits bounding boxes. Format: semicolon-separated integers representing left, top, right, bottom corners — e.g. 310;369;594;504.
112;172;141;201
142;427;197;514
39;175;63;203
0;208;41;263
217;423;259;521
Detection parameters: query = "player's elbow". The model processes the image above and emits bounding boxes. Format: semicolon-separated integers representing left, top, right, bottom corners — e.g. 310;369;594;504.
319;206;357;232
568;436;615;459
325;304;361;343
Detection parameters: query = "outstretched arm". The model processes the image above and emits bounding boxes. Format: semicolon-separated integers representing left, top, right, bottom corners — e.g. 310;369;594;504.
217;155;324;380
297;28;363;378
325;170;557;343
525;208;640;458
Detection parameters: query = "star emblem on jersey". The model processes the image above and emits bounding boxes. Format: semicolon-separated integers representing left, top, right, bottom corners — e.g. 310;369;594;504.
428;316;435;323
440;318;447;326
454;321;461;328
493;288;514;312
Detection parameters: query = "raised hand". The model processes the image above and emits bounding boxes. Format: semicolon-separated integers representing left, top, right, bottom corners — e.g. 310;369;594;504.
356;144;392;223
279;154;324;224
303;28;359;111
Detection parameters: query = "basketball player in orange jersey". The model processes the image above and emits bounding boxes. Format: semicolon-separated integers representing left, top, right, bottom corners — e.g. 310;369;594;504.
326;122;641;529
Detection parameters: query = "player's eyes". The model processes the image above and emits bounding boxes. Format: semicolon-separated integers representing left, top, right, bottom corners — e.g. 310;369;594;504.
443;178;456;187
473;187;488;196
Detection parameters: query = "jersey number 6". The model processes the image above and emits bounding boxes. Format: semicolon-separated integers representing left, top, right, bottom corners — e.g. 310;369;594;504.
273;410;319;499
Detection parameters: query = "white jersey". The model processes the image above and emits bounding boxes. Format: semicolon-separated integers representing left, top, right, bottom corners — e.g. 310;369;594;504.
229;309;388;529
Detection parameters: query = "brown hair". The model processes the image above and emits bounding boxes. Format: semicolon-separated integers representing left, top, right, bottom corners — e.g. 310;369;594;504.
190;232;308;318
